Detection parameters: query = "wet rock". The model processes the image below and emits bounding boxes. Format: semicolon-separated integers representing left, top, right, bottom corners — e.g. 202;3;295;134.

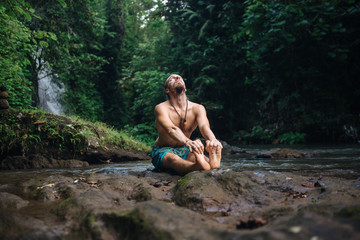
0;213;62;240
83;147;150;164
96;200;237;240
129;183;152;202
173;169;275;213
221;141;246;155
260;211;360;240
0;192;29;209
0;168;359;239
0;154;89;170
256;148;305;159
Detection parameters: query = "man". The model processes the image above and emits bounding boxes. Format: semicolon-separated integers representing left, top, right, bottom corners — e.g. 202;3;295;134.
150;74;222;174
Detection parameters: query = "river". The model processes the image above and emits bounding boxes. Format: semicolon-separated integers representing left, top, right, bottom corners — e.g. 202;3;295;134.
0;144;359;239
1;144;359;182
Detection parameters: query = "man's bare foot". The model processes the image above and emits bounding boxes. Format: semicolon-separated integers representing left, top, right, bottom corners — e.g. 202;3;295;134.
193;151;211;171
206;140;222;168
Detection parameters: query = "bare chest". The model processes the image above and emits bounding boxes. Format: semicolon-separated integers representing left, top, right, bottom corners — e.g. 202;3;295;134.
168;107;197;132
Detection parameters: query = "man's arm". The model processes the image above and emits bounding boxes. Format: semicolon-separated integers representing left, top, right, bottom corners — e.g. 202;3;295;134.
196;104;223;151
155;104;203;153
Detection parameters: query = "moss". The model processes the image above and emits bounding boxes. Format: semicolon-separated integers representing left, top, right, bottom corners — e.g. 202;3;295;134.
0;109;151;159
83;212;97;227
57;197;74;208
176;175;191;188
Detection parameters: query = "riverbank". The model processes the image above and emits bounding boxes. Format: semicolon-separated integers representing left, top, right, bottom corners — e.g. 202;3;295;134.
1;109;360;239
0;109;151;169
0;166;359;239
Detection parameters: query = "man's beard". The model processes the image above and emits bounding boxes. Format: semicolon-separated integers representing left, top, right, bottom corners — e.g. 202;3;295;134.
175;86;185;94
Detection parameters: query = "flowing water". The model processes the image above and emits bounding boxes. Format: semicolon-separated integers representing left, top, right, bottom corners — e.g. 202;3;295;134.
1;145;359;180
221;144;360;172
37;52;65;115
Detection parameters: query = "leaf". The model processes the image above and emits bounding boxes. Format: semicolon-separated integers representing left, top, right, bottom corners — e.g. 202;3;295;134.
198;20;209;39
57;0;67;8
201;65;216;72
39;40;49;48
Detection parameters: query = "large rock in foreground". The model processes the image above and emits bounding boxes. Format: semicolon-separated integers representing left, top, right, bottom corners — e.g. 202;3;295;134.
0;168;359;239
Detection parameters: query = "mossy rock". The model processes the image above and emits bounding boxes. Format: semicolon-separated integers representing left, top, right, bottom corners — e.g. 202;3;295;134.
172;169;246;210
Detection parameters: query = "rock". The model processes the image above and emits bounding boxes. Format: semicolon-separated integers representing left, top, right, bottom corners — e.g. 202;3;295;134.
0;192;29;209
259;210;360;240
0;99;9;109
96;200;236;240
0;154;89;170
256;148;305;159
83;147;150;164
0;167;359;239
221;141;246;155
0;84;9;110
0;91;8;99
173;169;274;213
0;212;61;240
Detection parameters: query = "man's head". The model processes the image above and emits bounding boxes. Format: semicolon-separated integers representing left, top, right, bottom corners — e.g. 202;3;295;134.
164;74;186;97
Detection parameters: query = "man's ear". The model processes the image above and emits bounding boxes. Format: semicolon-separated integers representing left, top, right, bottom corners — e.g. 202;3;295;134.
165;88;170;95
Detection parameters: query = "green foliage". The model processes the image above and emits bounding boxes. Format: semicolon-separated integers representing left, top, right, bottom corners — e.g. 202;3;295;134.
0;2;34;109
28;0;107;120
0;109;151;158
278;132;306;145
69;115;151;152
239;126;276;144
164;0;360;143
124;123;157;146
1;0;359;145
120;70;171;144
129;70;170;123
239;0;360;141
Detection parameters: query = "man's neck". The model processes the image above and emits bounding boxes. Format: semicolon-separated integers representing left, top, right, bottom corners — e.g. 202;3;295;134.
169;93;187;109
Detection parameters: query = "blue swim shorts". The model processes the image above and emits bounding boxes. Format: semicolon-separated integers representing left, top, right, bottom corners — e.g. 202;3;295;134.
149;145;190;172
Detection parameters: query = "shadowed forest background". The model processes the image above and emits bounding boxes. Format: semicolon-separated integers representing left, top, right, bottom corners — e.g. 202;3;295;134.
1;0;359;145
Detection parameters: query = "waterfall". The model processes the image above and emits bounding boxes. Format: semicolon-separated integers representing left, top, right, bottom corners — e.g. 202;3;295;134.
37;59;65;115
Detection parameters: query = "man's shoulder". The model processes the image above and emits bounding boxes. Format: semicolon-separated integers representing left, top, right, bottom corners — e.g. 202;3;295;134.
155;101;169;111
189;101;205;111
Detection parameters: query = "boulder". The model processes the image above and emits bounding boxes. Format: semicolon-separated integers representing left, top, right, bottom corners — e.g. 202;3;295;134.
172;169;275;213
0;192;29;209
95;200;237;240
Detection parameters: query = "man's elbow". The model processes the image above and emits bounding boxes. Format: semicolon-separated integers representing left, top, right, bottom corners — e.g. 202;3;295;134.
167;126;178;135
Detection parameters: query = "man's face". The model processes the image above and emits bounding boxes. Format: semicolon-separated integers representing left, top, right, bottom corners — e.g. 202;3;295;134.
166;75;186;94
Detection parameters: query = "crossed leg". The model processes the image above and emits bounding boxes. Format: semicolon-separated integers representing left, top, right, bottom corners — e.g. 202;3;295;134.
162;140;221;174
163;151;211;174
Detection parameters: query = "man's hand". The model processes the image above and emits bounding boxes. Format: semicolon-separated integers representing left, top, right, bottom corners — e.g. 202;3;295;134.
185;139;204;154
206;139;223;152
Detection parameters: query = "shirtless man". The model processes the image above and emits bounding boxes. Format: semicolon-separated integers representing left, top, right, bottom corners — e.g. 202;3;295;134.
149;74;222;174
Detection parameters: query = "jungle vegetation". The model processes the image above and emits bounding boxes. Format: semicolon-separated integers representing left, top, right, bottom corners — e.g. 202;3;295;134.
1;0;359;145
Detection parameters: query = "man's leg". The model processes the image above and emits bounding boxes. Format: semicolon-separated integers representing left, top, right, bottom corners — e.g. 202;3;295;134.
163;152;210;174
186;151;210;164
206;140;222;168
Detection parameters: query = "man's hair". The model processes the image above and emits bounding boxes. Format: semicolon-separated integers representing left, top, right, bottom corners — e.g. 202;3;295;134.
164;74;177;89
